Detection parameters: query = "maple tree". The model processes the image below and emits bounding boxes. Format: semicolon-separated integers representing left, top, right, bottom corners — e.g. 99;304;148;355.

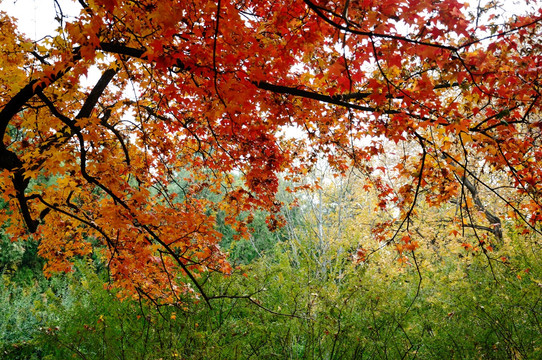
1;0;541;304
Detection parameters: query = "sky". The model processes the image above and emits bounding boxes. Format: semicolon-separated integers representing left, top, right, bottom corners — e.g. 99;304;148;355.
0;0;80;41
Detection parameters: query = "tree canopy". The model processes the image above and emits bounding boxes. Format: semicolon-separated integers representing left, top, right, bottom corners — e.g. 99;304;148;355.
1;0;541;304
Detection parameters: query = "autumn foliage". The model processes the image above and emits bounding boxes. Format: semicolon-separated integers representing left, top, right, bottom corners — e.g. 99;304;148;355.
1;0;541;303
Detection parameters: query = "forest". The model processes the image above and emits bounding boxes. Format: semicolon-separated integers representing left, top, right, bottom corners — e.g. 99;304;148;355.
1;0;542;358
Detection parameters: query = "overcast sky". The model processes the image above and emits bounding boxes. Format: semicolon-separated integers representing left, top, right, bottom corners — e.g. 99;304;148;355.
0;0;79;41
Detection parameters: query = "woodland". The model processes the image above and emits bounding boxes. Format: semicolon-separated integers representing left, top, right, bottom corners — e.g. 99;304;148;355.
1;0;542;358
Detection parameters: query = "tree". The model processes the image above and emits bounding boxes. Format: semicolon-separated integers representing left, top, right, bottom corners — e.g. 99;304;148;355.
1;0;541;304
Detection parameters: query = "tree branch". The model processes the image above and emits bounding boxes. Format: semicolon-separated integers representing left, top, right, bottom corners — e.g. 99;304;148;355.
458;175;503;241
255;81;398;113
77;67;118;119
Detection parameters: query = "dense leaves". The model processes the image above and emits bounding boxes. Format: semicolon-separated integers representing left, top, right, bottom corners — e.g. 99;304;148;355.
1;0;542;301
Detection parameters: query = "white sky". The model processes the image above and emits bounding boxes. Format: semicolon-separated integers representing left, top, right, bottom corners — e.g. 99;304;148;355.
0;0;81;41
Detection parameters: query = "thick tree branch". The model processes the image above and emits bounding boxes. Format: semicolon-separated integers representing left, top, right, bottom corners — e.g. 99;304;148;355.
77;68;118;119
0;52;82;141
255;81;399;113
99;42;145;58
